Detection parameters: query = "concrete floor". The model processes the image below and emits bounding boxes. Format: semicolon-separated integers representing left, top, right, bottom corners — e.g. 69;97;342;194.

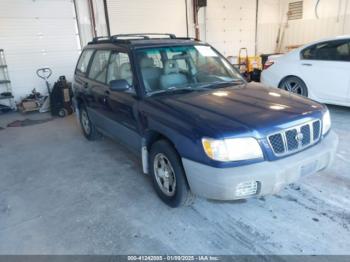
0;106;349;255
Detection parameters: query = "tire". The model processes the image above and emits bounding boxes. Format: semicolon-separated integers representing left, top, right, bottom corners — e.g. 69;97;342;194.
58;108;67;117
279;76;308;97
149;140;195;207
79;105;99;140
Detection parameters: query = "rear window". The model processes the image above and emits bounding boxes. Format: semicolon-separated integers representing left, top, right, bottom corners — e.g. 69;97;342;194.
76;49;94;73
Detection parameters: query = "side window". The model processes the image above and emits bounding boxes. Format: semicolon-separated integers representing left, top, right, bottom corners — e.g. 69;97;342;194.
107;52;134;86
301;40;350;61
137;51;163;69
314;42;337;61
167;51;189;72
149;53;163;68
88;50;111;83
175;58;188;71
301;46;314;60
76;49;94;73
336;41;350;61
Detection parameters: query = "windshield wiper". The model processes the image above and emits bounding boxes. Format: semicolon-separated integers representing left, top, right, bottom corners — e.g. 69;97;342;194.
148;87;209;96
200;79;245;89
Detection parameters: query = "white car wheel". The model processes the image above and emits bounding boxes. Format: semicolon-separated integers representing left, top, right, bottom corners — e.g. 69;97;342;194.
279;76;308;97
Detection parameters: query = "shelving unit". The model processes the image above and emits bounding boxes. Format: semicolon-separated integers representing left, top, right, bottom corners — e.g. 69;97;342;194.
0;49;16;110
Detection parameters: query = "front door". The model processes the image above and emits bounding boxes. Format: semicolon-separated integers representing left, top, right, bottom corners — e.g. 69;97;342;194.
103;50;141;151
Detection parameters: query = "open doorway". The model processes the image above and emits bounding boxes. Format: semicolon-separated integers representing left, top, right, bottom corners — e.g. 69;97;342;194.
74;0;110;47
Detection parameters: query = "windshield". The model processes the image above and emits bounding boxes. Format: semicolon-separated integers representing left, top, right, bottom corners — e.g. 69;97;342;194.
135;45;244;95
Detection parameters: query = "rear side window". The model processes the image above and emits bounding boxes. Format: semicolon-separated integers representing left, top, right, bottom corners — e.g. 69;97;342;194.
88;50;111;83
301;40;350;61
76;49;94;73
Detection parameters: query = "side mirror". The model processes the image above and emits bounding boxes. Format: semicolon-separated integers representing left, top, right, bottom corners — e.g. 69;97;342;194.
109;79;130;92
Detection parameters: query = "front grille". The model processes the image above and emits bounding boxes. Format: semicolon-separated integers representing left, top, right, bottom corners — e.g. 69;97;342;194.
313;121;321;141
268;120;321;156
286;129;298;151
269;134;285;154
301;125;311;146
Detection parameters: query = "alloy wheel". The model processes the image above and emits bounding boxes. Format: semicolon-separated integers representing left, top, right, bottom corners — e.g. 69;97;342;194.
281;78;307;96
81;110;91;135
153;153;176;197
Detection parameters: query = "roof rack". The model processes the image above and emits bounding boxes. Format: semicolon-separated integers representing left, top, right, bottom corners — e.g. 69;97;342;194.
175;37;200;41
88;36;114;45
87;33;199;45
111;33;177;40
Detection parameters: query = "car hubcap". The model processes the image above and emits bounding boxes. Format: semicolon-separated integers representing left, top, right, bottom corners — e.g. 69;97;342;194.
153;153;176;197
81;110;90;135
282;80;304;95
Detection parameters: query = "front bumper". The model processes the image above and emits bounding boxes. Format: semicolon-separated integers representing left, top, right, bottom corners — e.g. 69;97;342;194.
182;131;338;200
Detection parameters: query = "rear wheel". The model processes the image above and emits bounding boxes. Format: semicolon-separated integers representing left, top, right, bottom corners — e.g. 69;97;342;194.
149;140;195;207
79;105;99;140
279;76;308;97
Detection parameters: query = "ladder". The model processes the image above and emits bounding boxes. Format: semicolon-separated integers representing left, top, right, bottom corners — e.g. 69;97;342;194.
0;49;16;110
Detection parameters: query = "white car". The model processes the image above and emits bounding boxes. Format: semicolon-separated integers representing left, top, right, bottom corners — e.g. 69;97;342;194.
261;35;350;107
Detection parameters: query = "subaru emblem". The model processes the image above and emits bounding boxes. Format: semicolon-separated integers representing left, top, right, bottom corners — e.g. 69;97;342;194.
295;132;304;142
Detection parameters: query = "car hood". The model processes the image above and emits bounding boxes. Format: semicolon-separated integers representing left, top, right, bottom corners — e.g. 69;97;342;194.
146;83;325;138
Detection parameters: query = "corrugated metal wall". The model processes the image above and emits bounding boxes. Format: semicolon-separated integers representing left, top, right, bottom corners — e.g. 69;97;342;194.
0;0;80;101
284;16;350;46
282;0;350;47
106;0;188;36
257;0;350;54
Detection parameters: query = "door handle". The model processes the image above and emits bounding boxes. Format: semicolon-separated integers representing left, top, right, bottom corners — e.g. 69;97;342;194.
105;90;110;95
83;82;88;88
302;63;313;66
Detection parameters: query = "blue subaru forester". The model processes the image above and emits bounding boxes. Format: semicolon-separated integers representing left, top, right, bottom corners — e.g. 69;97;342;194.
73;34;338;207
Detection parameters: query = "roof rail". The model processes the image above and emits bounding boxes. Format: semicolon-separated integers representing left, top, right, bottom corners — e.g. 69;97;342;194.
175;37;200;41
91;36;111;42
88;36;114;45
111;33;177;40
87;33;200;45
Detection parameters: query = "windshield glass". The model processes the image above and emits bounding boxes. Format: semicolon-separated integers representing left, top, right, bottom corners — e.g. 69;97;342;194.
135;45;244;95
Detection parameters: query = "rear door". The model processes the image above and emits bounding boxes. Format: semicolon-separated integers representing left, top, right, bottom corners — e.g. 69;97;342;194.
299;39;350;104
74;48;94;104
86;49;112;128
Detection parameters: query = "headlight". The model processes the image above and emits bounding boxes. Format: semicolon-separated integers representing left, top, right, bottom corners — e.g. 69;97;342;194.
202;137;263;162
322;109;331;135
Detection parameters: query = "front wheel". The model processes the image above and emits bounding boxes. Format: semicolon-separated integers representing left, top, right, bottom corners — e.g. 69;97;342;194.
279;76;308;97
149;140;195;207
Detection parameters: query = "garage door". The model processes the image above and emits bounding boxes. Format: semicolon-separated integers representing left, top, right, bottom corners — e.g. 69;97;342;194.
0;0;80;100
107;0;188;37
205;0;257;58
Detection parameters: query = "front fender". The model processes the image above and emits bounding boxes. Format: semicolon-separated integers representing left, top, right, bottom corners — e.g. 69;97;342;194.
142;112;203;162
